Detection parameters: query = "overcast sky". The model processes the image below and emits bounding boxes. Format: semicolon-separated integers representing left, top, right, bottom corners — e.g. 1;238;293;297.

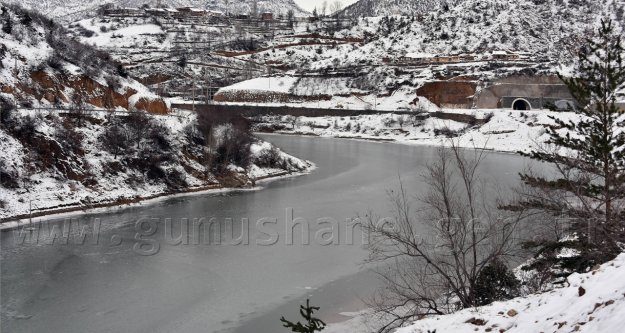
293;0;360;13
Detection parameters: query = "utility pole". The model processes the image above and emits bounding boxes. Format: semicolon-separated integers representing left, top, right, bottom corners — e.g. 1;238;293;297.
192;76;196;112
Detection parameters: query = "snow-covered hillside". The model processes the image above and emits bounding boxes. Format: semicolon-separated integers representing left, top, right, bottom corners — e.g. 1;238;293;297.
321;0;625;68
326;252;625;333
339;0;443;17
0;109;312;221
394;252;625;333
0;4;168;113
213;0;625;110
251;109;585;154
66;8;304;102
0;4;313;221
5;0;308;22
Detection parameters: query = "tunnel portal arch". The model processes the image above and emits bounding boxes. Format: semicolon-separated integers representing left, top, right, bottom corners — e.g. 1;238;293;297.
512;98;532;111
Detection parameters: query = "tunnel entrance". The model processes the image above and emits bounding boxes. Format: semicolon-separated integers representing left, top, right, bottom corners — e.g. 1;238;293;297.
512;98;531;111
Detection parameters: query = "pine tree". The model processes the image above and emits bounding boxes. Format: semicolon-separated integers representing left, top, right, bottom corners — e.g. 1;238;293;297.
514;19;625;274
472;260;520;306
280;299;326;333
2;12;12;34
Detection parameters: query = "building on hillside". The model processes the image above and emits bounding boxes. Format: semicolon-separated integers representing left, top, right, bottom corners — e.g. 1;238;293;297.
208;10;225;17
459;54;475;61
491;50;520;61
163;8;179;16
431;55;461;64
176;7;208;17
261;12;274;21
397;53;430;65
146;8;169;17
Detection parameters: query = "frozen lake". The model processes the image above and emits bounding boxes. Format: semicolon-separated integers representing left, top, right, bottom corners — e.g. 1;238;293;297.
1;135;532;333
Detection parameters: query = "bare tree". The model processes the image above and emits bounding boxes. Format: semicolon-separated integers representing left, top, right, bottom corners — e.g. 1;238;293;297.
321;1;328;17
252;0;258;18
101;120;130;159
397;115;406;129
287;9;295;29
127;110;154;149
364;142;526;332
69;89;88;126
330;1;343;15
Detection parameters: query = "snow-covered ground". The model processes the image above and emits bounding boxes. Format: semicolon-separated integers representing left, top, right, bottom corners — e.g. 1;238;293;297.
326;252;625;333
218;76;300;94
253;109;586;154
0;109;313;222
214;74;440;111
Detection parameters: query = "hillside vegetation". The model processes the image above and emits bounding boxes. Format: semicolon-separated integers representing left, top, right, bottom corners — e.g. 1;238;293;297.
0;4;311;221
214;0;625;109
4;0;308;22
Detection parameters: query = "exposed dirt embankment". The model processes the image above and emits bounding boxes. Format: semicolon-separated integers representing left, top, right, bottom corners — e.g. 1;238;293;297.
2;70;169;114
134;97;168;114
416;81;477;108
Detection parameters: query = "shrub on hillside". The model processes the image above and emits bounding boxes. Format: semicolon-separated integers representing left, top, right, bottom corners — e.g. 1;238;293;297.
254;146;282;169
46;53;64;71
0;159;19;189
214;124;253;173
472;260;520;306
10;115;39;144
126;111;154;149
0;95;15;127
2;9;12;35
55;118;84;156
100;121;131;159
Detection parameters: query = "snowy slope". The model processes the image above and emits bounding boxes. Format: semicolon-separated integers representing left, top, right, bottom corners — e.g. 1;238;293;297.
0;4;167;112
339;0;443;17
4;0;308;22
252;109;587;154
393;252;625;333
0;110;313;221
230;0;625;73
213;0;625;108
325;0;625;67
0;4;314;221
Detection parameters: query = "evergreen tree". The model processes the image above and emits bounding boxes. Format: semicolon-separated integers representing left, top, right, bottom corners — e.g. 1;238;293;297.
472;260;520;306
2;12;12;34
513;19;625;274
177;55;187;70
280;299;326;333
21;12;32;27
